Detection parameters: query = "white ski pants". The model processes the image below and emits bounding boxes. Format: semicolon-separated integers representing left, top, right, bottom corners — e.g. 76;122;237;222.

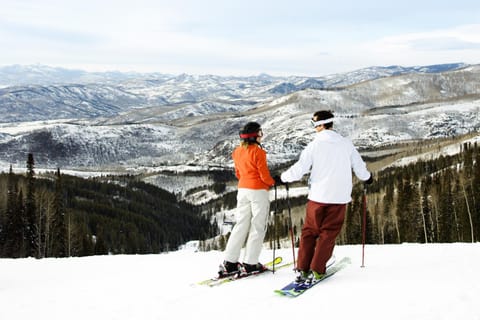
224;188;270;265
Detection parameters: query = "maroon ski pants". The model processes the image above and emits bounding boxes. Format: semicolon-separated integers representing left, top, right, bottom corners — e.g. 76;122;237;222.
297;200;346;274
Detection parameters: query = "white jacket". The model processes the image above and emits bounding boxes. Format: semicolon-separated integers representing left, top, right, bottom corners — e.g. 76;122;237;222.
281;130;370;204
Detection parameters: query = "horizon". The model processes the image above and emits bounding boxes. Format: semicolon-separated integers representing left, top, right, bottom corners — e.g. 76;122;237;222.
0;61;474;79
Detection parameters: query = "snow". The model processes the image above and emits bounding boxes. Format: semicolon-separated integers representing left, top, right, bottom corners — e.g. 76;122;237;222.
1;243;479;320
0;119;75;135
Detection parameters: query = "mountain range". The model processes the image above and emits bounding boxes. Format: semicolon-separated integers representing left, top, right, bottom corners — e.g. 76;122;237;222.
0;63;479;190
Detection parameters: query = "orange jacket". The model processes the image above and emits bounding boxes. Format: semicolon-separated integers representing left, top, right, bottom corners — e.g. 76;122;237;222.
232;144;275;190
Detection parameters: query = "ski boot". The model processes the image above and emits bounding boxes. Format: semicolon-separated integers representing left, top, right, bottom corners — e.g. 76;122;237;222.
218;260;242;278
239;262;267;277
294;270;310;284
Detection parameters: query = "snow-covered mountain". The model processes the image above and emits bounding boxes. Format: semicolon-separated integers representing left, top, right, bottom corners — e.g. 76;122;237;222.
0;62;467;87
0;63;478;174
0;64;157;87
0;63;468;122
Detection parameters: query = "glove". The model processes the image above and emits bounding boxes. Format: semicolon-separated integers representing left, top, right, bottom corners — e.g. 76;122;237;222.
364;174;374;185
273;175;285;186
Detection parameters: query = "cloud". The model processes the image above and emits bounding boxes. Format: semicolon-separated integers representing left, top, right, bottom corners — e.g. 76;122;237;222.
347;24;480;69
0;20;103;45
373;24;480;51
409;37;480;51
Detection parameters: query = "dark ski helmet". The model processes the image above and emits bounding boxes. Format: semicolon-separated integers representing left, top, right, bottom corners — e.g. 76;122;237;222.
239;122;262;142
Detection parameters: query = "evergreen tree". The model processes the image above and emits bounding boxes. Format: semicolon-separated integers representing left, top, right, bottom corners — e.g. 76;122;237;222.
437;171;456;242
420;178;434;243
472;144;480;241
2;167;22;257
51;168;67;257
25;153;37;257
342;187;362;244
15;189;27;257
396;171;422;242
382;174;399;243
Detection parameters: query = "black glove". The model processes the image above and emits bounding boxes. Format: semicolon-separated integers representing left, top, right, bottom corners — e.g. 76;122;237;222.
273;175;285;186
364;174;374;185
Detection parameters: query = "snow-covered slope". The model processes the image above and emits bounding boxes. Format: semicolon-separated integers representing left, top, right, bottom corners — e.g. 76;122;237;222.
0;244;478;320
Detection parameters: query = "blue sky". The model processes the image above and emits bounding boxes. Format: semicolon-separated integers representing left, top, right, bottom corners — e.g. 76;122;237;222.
1;0;479;76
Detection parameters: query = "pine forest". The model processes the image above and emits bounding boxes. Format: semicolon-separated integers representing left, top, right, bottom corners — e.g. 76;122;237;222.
263;139;480;248
1;137;479;258
0;154;214;258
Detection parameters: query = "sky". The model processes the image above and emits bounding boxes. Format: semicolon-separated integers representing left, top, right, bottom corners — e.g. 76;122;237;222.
0;243;479;320
1;0;480;76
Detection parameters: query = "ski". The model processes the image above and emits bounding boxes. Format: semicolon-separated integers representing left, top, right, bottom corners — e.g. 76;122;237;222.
198;256;291;287
274;256;351;297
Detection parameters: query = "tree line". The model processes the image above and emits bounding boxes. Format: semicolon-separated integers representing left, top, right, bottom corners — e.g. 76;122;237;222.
2;138;478;258
260;140;480;248
342;140;480;245
0;153;215;258
175;137;480;252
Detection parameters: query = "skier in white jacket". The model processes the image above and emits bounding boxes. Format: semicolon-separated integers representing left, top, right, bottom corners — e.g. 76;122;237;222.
277;110;373;284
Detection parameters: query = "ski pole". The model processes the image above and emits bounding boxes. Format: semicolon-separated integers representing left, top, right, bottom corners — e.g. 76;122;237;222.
272;184;277;273
285;183;296;268
361;186;367;268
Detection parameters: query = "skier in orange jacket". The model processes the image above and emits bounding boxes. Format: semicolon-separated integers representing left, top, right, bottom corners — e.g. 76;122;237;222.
218;121;275;277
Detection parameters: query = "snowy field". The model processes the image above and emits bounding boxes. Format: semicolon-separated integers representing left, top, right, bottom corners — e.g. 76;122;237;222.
1;243;479;320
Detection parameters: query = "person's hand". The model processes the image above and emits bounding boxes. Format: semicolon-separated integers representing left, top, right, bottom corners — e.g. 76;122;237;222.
273;175;285;186
364;174;374;185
